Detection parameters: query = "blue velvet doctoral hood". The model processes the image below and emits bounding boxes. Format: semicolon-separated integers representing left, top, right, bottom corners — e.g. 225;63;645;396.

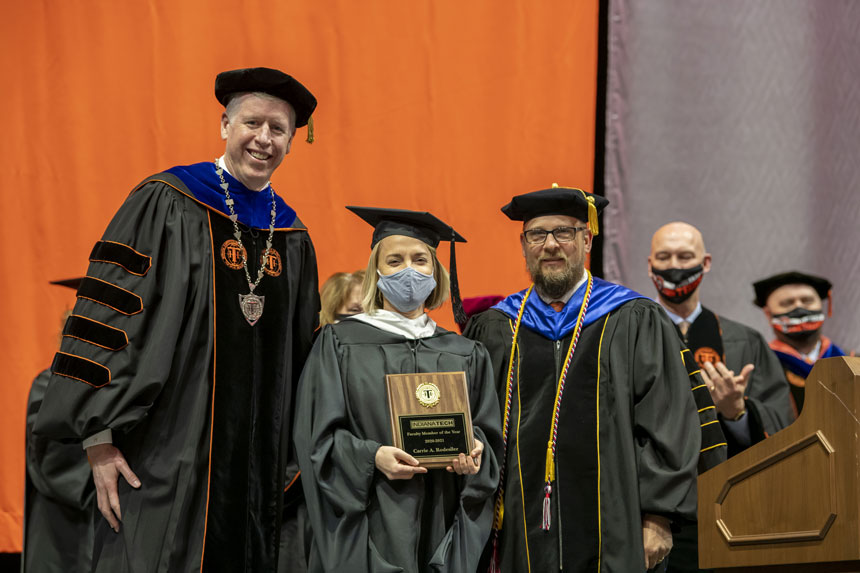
493;275;645;340
167;162;297;229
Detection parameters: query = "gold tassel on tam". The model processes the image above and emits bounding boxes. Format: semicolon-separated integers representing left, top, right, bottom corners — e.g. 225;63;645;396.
306;115;315;143
550;183;600;235
578;190;599;236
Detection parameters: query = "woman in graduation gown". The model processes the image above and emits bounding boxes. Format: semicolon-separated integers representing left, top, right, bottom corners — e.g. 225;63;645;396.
294;207;502;573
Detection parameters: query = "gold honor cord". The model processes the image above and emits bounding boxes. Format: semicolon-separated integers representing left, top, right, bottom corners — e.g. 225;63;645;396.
540;273;593;530
488;272;595;573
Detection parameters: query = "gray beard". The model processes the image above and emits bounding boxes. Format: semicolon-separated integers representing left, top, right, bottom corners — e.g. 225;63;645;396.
528;257;585;300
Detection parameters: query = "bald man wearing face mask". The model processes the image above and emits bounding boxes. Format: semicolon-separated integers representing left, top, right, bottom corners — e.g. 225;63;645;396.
648;223;794;454
648;223;795;573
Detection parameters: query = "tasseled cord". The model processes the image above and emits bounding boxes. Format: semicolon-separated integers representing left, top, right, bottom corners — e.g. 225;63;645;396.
489;538;501;573
305;115;315;144
488;492;505;571
450;233;467;325
541;444;555;531
542;483;553;530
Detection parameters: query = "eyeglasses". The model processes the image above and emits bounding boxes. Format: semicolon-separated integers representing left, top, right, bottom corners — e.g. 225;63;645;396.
523;226;588;245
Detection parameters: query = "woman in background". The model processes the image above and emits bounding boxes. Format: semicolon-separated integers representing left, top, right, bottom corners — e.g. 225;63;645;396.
319;270;365;326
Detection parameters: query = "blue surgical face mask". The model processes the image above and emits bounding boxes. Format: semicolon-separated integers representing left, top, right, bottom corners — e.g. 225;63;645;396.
376;267;437;313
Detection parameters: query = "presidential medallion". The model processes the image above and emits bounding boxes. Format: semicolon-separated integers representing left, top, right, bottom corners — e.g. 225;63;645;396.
415;382;441;408
239;293;265;326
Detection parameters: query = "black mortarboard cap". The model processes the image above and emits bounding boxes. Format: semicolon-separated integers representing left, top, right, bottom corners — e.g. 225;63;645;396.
347;206;468;323
752;271;833;308
215;67;317;129
50;277;84;290
501;183;609;235
347;207;466;249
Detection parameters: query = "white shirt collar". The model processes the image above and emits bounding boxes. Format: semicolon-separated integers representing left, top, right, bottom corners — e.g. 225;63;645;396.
537;272;588;306
661;301;703;326
801;339;822;363
217;155;271;190
351;309;438;340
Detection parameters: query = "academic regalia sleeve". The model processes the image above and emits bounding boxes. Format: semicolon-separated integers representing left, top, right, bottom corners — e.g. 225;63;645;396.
290;232;321;387
622;302;700;523
742;328;795;437
26;369;94;509
283;231;320;500
679;350;728;473
293;326;381;572
428;341;502;571
463;310;512;397
34;182;202;442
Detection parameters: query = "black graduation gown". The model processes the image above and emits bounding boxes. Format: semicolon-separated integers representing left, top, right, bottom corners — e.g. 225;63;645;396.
24;368;94;573
33;171;319;572
464;299;701;572
293;319;503;573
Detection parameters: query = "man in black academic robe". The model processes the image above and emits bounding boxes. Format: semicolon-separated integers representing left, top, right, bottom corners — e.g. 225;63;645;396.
648;223;794;453
464;186;714;572
648;222;795;572
33;67;320;572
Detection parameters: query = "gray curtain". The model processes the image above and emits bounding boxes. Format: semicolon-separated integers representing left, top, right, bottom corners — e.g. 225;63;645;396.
604;0;860;349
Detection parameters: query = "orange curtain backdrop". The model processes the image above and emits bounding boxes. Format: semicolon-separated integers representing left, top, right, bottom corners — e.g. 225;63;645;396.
0;0;598;551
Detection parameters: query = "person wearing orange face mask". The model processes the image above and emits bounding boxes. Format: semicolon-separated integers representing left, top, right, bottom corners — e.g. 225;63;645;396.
648;222;794;456
753;271;853;416
649;223;795;573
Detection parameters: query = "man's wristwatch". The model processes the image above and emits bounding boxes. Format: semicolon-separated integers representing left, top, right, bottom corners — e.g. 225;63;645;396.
729;409;746;422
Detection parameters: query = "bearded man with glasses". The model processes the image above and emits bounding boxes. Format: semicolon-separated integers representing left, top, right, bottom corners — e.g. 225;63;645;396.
464;185;721;572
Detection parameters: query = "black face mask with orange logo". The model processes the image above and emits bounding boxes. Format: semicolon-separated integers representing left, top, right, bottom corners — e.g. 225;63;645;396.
771;307;825;342
650;265;704;304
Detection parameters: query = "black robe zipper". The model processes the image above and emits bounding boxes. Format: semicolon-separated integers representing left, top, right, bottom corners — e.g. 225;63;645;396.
409;340;419;372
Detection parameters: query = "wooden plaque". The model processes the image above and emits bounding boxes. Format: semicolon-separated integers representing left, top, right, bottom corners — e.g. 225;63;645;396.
385;371;475;469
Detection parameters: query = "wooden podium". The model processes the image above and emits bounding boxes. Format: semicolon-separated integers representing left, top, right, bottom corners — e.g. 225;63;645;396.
698;357;860;572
